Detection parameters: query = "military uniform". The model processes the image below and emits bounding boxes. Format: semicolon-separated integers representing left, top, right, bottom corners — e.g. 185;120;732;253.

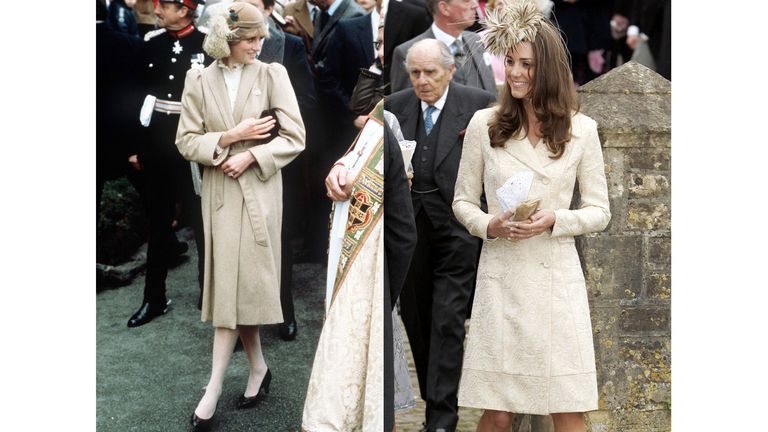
129;20;212;327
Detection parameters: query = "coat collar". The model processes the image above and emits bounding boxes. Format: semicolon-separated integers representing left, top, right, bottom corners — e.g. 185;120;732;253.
204;61;236;130
501;132;551;178
204;61;261;129
232;63;260;123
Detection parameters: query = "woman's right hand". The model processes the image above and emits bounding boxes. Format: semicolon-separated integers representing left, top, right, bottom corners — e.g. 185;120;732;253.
486;209;516;239
221;116;277;147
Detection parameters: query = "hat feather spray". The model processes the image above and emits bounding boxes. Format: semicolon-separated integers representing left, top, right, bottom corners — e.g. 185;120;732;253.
481;0;545;57
203;11;237;59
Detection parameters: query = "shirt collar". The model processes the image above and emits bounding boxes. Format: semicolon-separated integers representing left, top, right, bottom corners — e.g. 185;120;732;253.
327;0;342;16
431;23;461;49
371;9;380;34
217;59;244;70
420;85;449;113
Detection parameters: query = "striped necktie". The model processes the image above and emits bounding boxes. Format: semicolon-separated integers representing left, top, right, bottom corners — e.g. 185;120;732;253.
424;105;437;135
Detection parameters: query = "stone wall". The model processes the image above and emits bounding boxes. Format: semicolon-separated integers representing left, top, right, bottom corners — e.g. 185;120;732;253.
579;62;671;431
517;62;671;432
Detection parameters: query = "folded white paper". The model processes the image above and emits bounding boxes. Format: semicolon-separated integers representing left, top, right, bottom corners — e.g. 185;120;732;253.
496;171;534;212
400;140;416;174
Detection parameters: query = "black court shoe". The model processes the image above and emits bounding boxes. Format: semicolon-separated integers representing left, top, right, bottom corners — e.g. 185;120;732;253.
190;408;216;432
236;369;272;409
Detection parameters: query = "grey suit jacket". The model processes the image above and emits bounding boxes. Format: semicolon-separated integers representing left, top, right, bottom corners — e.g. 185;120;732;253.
390;28;497;98
385;82;495;207
259;20;285;64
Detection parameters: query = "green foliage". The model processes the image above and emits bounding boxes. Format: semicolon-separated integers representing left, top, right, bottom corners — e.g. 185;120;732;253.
97;178;147;265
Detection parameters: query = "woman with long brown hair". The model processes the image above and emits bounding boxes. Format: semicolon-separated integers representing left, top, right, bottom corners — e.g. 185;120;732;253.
452;1;610;431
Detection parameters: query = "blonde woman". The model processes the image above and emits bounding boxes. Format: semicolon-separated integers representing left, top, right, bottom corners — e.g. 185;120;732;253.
175;3;305;430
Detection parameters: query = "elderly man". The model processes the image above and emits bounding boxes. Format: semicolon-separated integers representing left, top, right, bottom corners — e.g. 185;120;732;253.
389;0;497;97
385;39;494;432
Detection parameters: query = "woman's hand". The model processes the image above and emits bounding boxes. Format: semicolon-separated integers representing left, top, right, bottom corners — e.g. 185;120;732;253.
220;116;277;147
487;209;515;239
507;209;556;240
221;152;256;180
325;164;355;201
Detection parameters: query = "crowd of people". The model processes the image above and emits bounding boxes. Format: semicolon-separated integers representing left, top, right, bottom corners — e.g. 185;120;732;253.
97;0;668;430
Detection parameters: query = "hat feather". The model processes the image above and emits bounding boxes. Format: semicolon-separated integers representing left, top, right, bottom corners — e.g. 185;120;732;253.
203;13;236;59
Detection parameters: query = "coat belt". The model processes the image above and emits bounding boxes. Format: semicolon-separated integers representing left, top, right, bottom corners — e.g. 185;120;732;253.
213;145;257;211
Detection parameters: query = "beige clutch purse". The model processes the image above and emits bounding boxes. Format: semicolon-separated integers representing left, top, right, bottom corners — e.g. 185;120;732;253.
512;198;541;221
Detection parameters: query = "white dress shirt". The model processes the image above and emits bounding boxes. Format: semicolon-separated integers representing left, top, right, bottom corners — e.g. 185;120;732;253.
420;85;449;126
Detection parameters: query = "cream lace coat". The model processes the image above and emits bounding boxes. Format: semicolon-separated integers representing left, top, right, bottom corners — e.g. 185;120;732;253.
453;108;610;414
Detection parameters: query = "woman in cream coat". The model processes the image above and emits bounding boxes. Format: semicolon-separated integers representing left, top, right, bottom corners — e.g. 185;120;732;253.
175;3;305;430
452;2;610;431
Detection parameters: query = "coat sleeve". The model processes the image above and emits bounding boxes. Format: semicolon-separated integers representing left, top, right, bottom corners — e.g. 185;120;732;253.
248;63;307;181
175;68;229;166
551;120;611;237
453;110;495;240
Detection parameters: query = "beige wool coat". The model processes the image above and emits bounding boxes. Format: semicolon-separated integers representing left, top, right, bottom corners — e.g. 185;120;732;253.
176;60;305;329
453;108;610;414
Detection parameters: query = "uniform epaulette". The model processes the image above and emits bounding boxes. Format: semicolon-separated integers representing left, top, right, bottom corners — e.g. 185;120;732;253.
197;26;209;35
144;28;167;41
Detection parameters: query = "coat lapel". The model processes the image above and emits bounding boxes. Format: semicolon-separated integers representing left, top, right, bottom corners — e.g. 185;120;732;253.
296;0;314;36
434;84;462;168
315;0;349;52
259;24;285;64
204;63;236;130
464;32;494;92
233;63;259;123
397;93;421;142
502;135;549;178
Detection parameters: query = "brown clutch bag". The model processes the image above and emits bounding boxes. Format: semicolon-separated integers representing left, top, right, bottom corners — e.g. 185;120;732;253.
512;198;541;221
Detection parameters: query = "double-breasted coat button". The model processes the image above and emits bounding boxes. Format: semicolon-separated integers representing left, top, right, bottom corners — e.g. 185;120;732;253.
169;75;174;80
168;93;172;98
171;58;177;63
148;63;153;67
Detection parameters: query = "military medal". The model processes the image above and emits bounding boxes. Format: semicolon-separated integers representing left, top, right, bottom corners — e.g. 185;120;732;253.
172;40;183;54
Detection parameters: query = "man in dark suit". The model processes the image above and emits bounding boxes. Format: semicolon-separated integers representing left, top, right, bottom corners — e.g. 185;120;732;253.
382;0;432;90
309;0;365;71
317;11;376;115
385;39;494;432
389;0;497;98
315;6;378;159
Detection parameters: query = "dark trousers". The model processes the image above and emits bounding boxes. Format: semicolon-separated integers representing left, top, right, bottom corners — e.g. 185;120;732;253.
399;201;479;431
141;143;204;306
279;161;301;324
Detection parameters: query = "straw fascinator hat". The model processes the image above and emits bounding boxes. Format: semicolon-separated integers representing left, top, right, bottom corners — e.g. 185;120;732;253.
480;0;550;56
203;2;269;59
